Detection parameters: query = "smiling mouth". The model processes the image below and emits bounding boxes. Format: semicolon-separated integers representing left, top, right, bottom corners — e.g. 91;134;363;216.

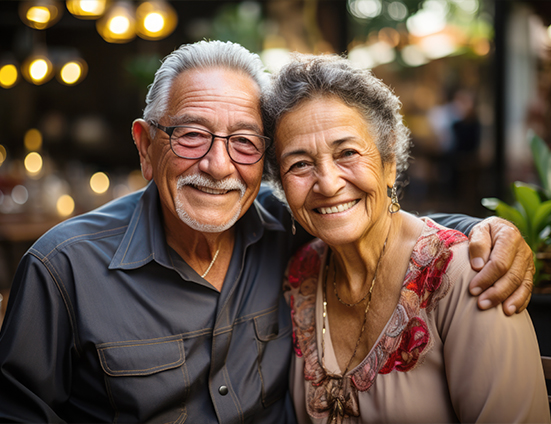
193;185;231;195
316;200;359;215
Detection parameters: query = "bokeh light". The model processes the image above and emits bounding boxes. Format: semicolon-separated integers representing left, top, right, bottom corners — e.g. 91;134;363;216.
19;1;63;30
66;0;108;19
0;64;18;89
0;145;6;165
58;60;88;85
22;55;54;85
24;152;43;175
24;128;43;151
136;1;178;40
56;194;75;216
348;0;382;19
406;1;448;37
96;2;136;43
401;44;429;67
11;185;29;205
387;1;407;21
90;171;110;194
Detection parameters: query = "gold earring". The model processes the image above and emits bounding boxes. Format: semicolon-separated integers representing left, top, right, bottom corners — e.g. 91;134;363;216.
388;184;401;214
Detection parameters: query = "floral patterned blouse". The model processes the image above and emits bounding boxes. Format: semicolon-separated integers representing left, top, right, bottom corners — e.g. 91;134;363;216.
284;218;549;424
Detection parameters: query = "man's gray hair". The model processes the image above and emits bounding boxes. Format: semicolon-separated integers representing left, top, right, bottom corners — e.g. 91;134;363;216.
143;40;270;131
262;53;411;189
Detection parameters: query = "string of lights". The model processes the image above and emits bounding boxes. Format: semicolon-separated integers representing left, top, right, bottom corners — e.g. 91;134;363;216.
0;0;178;89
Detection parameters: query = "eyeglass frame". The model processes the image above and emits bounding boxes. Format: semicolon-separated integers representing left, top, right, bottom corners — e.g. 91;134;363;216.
149;121;271;165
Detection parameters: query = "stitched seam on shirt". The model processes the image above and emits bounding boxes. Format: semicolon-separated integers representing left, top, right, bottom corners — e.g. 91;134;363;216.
231;305;278;327
211;306;280;336
223;365;244;423
29;251;82;356
30;226;129;260
119;253;154;267
96;329;213;349
103;373;117;423
98;340;185;374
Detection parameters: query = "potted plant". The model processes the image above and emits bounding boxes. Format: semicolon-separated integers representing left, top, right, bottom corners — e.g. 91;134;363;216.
482;130;551;355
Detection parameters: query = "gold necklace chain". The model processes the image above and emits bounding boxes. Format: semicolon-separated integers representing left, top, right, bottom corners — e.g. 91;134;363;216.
201;247;220;278
321;222;391;423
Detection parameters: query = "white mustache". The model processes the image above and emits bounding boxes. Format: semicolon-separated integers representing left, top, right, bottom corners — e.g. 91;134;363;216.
177;174;246;198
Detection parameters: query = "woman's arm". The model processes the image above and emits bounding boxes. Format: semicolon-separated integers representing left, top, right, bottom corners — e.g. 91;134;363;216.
436;242;549;423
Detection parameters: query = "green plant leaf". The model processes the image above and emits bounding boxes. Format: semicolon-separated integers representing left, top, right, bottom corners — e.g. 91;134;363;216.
481;197;528;238
529;130;551;192
512;182;540;224
481;197;500;211
533;200;551;240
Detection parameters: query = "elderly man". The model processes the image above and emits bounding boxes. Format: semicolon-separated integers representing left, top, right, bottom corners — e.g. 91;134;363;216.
0;41;534;423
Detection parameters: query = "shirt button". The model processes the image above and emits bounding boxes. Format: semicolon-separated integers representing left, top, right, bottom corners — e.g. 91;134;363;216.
218;385;229;396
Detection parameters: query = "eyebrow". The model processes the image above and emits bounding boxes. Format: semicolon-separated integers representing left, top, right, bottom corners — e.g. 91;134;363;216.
279;137;354;161
169;114;264;135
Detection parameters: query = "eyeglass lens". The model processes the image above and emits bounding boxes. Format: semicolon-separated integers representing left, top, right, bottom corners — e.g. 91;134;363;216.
170;127;266;164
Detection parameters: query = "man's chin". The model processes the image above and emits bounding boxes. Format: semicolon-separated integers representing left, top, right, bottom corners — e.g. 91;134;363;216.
176;207;242;233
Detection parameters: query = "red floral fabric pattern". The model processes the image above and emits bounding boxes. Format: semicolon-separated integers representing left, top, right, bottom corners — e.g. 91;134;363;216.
283;219;467;419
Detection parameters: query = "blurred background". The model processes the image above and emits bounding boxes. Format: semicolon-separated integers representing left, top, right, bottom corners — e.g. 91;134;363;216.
1;0;551;316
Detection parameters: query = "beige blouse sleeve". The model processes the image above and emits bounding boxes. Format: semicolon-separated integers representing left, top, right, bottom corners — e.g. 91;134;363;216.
436;242;550;423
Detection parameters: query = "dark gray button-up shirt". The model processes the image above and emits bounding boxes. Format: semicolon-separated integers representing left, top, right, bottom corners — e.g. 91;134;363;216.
0;182;311;423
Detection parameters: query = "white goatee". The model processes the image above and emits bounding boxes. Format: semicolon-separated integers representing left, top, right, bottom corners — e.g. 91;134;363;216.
175;174;247;233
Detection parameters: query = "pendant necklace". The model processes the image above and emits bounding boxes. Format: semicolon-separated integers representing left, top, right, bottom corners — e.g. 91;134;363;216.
322;222;391;423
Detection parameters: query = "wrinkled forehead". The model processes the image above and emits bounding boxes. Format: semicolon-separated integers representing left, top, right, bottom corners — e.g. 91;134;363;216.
167;67;264;131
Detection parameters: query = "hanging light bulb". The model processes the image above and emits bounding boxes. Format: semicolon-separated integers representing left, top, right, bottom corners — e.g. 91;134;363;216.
58;58;88;85
22;53;54;85
66;0;109;19
96;1;136;43
19;0;63;30
136;1;178;41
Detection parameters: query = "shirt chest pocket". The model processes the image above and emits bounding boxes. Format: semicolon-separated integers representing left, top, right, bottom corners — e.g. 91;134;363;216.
97;337;188;423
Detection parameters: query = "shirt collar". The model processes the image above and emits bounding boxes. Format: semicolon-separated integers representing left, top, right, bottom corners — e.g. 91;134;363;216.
109;181;285;271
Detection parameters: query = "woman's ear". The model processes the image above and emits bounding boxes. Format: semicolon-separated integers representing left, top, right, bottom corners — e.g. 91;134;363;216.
384;161;397;188
132;119;154;181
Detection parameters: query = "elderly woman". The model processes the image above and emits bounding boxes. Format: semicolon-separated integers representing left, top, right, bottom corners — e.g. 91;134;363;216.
263;54;550;423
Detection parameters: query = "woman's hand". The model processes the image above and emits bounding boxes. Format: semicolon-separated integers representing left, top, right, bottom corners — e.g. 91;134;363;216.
467;217;534;316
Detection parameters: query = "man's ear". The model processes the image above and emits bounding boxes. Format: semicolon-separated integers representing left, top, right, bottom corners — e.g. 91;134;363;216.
132;119;154;181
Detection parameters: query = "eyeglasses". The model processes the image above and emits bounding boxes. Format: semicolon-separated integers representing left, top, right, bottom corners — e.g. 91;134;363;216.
150;122;271;165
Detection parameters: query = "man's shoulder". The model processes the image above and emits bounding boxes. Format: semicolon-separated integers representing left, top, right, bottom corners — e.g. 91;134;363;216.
30;189;143;257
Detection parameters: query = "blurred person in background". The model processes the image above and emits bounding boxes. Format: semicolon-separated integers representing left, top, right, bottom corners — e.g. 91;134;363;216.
0;40;535;423
263;53;549;423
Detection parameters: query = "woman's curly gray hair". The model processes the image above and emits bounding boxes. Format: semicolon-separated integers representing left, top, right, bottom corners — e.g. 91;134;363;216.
262;53;411;201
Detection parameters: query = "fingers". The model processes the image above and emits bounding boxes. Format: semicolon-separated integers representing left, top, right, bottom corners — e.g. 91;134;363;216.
468;222;521;295
470;241;534;315
468;220;493;271
502;267;534;315
467;216;534;314
471;252;526;310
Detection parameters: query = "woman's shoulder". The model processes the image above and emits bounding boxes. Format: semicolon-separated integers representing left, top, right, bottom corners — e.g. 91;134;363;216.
404;217;471;307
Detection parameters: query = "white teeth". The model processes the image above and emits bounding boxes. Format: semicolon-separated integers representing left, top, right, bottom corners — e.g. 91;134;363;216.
197;186;228;195
318;200;358;215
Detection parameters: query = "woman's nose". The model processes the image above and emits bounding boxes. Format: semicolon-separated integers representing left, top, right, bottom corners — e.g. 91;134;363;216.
313;162;345;197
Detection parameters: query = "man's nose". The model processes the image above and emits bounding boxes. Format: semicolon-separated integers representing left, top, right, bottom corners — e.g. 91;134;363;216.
197;137;236;179
313;162;346;197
